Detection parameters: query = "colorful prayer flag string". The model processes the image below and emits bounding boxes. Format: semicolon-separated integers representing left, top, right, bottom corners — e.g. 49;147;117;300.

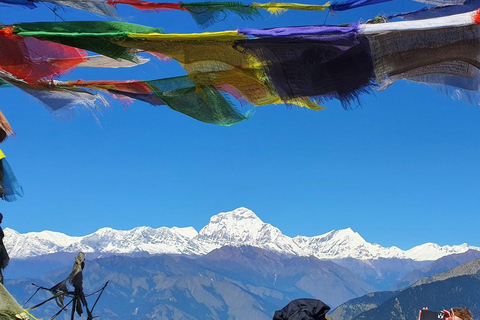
0;7;479;127
0;0;405;28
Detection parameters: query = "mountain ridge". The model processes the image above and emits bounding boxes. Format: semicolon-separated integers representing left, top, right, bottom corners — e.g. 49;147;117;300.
6;245;378;319
5;207;479;261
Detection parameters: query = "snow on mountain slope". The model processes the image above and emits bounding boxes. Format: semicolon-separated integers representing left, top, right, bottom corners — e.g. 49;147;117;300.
4;207;479;261
405;242;473;261
5;229;87;258
293;228;405;260
5;225;198;259
194;207;306;255
80;226;198;254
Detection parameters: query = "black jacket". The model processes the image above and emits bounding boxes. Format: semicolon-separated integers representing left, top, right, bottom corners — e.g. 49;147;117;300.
273;299;330;320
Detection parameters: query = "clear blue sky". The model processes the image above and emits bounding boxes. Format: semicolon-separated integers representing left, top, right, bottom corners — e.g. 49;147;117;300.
1;0;479;250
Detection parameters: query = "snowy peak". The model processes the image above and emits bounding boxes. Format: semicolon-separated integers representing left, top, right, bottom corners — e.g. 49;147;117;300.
4;228;84;258
199;207;276;242
315;228;367;246
4;208;480;261
196;207;301;255
209;207;262;223
293;228;404;260
199;207;266;240
5;225;198;259
79;226;198;255
406;242;472;261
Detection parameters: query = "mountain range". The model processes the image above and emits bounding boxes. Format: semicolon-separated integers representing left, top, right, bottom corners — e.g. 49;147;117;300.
7;246;376;319
5;207;479;261
4;208;480;320
6;247;480;320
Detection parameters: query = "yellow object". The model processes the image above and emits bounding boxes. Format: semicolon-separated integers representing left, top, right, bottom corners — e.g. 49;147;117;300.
117;30;326;111
119;31;251;70
129;30;243;41
252;1;330;15
286;97;325;110
23;309;39;320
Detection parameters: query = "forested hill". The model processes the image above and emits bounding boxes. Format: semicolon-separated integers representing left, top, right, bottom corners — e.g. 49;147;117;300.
331;258;480;320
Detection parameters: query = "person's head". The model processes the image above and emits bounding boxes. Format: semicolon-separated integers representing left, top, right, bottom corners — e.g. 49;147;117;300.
450;308;473;320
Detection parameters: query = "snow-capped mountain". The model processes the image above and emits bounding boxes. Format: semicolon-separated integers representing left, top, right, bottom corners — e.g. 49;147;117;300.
194;207;306;255
292;229;405;260
5;226;198;258
4;207;479;261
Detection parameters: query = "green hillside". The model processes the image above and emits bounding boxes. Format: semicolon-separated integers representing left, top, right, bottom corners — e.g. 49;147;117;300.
353;275;480;320
331;258;480;320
